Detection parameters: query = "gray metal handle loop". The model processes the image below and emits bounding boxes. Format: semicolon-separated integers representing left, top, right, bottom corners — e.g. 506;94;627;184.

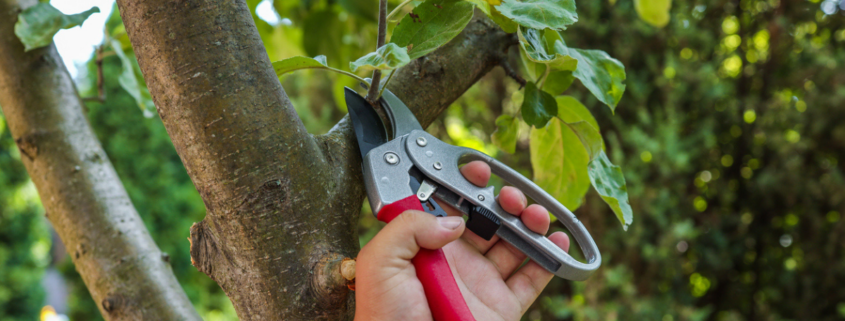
406;130;601;280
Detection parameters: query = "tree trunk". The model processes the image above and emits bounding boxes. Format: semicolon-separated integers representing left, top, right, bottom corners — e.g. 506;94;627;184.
115;0;514;317
0;0;200;320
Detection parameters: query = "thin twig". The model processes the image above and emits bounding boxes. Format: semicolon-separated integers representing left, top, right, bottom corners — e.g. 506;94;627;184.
366;0;389;104
498;55;526;89
386;0;413;22
82;44;107;103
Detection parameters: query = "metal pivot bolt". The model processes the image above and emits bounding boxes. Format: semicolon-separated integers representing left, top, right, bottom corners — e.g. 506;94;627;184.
477;195;485;201
384;152;399;165
433;162;442;170
416;137;427;147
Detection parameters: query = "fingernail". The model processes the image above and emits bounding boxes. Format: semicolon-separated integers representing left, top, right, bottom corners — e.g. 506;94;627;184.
438;216;463;230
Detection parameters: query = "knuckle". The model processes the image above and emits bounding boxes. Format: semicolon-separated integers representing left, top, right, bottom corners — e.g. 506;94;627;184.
395;210;420;225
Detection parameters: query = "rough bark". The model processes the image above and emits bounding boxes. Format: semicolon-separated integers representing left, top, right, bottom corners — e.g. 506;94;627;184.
115;0;513;318
0;0;201;320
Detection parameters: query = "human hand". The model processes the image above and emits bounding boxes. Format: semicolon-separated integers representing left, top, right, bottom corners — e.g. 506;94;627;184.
354;161;571;321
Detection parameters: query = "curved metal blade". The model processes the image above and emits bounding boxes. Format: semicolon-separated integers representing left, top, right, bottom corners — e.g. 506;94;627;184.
345;87;388;159
380;89;424;138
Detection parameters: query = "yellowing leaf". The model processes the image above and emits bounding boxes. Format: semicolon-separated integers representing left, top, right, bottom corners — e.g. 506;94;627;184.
530;117;590;210
489;4;518;33
556;96;598;130
497;0;578;31
391;0;474;60
14;3;99;52
349;43;411;72
634;0;672;28
557;96;603;160
487;0;502;5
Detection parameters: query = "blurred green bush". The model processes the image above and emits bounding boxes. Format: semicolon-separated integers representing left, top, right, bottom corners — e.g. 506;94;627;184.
0;110;49;320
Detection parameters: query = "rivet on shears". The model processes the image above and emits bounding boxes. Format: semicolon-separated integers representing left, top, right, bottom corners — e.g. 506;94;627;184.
433;162;442;170
416;137;427;147
384;152;399;165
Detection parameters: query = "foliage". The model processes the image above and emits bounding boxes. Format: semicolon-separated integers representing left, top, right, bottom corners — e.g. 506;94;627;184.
634;0;672;28
273;55;367;84
496;0;577;31
390;0;474;60
349;43;411;72
491;114;520;154
0;113;49;320
521;82;558;127
110;39;149;115
274;0;635;228
14;3;98;51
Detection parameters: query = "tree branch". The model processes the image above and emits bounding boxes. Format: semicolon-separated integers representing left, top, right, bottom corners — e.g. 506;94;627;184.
367;0;389;104
0;0;200;320
386;11;515;126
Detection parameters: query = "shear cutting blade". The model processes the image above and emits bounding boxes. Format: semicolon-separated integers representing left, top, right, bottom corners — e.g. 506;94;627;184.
345;87;388;159
378;89;424;138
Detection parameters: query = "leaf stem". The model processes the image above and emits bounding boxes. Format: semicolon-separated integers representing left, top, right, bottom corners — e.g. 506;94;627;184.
387;0;413;22
332;68;370;87
537;64;551;89
377;70;395;99
366;0;389;104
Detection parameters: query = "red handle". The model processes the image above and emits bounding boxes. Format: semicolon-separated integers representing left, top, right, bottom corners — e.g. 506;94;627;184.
377;196;476;321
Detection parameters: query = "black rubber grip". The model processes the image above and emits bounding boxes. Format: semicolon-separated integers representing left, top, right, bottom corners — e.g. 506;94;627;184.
467;206;501;241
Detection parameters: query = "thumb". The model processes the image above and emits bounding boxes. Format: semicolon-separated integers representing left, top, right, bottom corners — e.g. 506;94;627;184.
363;210;465;263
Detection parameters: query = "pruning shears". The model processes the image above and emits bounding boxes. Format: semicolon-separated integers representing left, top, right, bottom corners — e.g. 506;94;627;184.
346;87;601;321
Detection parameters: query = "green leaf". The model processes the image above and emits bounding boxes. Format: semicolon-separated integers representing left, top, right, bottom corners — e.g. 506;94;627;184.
349;43;411;72
110;39;147;115
272;55;328;76
588;150;633;230
272;55;368;85
497;0;577;31
530;117;590;210
634;0;672;28
519;28;577;71
545;31;626;110
521;82;557;128
14;3;100;51
390;0;474;60
518;46;538;81
568;48;626;110
542;70;574;94
489;4;518;34
491;115;520;153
